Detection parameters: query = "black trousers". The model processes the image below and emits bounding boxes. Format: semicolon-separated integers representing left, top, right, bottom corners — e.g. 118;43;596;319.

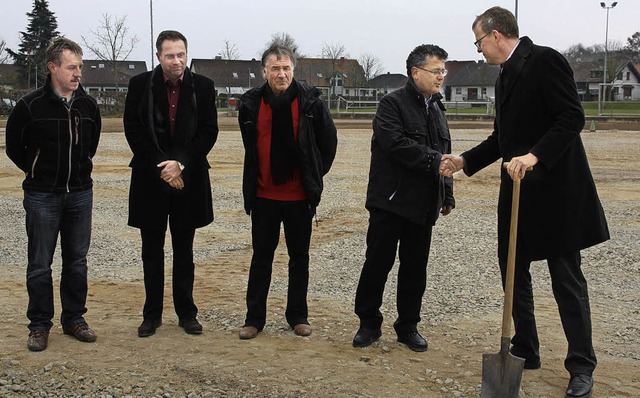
140;227;197;321
355;209;433;332
244;198;312;330
501;250;597;375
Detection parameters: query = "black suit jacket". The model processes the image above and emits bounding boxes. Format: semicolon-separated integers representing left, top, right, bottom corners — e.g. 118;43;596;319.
123;66;218;231
462;37;609;260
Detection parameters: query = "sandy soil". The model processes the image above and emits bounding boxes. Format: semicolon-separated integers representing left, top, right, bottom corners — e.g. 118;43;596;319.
0;117;638;397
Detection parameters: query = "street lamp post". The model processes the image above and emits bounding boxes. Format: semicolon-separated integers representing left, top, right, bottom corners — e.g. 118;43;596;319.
599;1;618;115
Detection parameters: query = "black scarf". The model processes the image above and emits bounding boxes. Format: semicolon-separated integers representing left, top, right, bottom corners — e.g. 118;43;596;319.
263;81;300;185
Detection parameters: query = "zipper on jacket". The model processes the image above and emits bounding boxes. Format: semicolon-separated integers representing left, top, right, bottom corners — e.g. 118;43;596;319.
31;148;41;178
66;107;73;192
74;116;80;145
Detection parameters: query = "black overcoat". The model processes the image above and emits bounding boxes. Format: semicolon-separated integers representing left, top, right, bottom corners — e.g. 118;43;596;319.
462;37;609;260
123;66;218;231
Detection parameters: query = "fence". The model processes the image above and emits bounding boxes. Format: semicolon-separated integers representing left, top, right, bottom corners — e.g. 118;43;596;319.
336;97;495;116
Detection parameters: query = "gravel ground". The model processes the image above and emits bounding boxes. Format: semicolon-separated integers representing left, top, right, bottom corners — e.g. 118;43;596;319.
0;124;638;397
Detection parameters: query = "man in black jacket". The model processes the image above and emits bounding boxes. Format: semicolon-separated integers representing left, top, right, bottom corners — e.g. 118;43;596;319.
123;30;218;338
442;7;609;398
237;44;337;340
6;37;101;351
352;45;454;352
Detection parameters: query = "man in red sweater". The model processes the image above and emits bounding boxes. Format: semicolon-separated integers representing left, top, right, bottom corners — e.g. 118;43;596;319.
237;44;337;340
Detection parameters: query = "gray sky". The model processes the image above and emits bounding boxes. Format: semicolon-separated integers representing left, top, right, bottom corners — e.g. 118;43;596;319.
2;0;638;75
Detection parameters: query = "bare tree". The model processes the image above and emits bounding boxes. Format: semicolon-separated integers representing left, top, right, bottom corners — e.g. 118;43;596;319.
321;42;347;60
359;52;384;81
81;13;139;88
263;32;303;59
218;39;240;60
0;39;11;64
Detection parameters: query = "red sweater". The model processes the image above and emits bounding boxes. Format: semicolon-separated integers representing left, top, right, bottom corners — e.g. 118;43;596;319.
256;97;307;201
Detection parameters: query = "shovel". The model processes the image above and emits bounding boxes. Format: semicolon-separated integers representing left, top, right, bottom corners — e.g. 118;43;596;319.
481;162;530;397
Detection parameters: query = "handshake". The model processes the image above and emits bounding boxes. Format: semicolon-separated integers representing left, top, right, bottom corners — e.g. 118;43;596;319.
438;154;464;178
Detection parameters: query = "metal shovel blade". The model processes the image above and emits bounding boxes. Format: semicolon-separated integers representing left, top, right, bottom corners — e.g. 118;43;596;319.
481;339;525;397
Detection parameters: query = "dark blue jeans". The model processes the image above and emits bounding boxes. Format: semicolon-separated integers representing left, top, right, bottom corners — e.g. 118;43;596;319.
244;198;313;330
23;189;93;331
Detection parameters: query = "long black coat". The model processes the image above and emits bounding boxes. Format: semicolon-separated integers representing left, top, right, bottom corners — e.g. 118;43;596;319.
123;66;218;231
462;37;609;260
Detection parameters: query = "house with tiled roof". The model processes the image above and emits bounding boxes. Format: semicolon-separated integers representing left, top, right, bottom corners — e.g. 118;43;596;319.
444;60;500;102
367;72;407;99
571;59;640;101
81;60;148;94
190;58;262;98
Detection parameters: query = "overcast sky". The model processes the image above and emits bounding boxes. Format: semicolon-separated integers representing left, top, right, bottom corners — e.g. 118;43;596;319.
1;0;637;76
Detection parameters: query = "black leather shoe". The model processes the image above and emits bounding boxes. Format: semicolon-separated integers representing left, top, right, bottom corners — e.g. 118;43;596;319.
179;318;203;335
352;328;382;348
396;330;428;352
565;374;593;398
138;319;162;337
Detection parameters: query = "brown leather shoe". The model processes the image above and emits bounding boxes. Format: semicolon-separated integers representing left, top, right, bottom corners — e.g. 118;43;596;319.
239;326;259;340
293;323;312;336
27;330;50;351
62;321;97;342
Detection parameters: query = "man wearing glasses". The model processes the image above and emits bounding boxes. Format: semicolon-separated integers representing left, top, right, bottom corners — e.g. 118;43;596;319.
442;7;608;398
352;44;454;352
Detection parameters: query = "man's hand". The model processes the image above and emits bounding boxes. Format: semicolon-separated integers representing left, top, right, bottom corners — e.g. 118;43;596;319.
158;160;182;181
158;160;184;189
440;205;453;216
507;153;538;181
167;175;184;190
439;154;464;177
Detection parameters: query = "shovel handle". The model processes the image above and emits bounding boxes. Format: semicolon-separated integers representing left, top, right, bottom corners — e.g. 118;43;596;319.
502;176;521;339
500;162;533;339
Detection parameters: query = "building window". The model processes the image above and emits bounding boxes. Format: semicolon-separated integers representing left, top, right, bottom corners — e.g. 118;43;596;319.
129;64;135;69
232;72;238;79
617;72;623;80
455;88;462;95
98;63;105;69
590;70;603;79
627;72;631;80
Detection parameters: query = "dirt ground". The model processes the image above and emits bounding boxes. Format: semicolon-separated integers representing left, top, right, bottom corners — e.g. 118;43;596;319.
0;116;638;397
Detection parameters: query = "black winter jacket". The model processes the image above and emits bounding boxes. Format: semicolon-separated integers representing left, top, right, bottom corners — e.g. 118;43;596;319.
6;75;101;192
366;79;454;225
238;80;337;214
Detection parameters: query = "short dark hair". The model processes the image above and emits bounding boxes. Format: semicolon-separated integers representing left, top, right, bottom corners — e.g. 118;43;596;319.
472;6;519;39
261;44;296;68
156;30;188;53
406;44;448;76
45;37;83;66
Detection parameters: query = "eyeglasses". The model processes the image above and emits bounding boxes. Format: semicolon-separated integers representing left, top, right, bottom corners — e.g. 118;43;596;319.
414;66;448;77
474;31;492;50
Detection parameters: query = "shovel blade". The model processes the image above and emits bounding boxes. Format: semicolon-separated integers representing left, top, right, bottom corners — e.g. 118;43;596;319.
481;351;525;397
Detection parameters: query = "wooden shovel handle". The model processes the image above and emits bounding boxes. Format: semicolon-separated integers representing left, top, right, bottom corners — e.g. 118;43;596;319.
500;162;532;339
502;176;520;338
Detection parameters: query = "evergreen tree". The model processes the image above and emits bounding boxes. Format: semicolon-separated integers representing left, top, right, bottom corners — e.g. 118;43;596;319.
6;0;59;89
